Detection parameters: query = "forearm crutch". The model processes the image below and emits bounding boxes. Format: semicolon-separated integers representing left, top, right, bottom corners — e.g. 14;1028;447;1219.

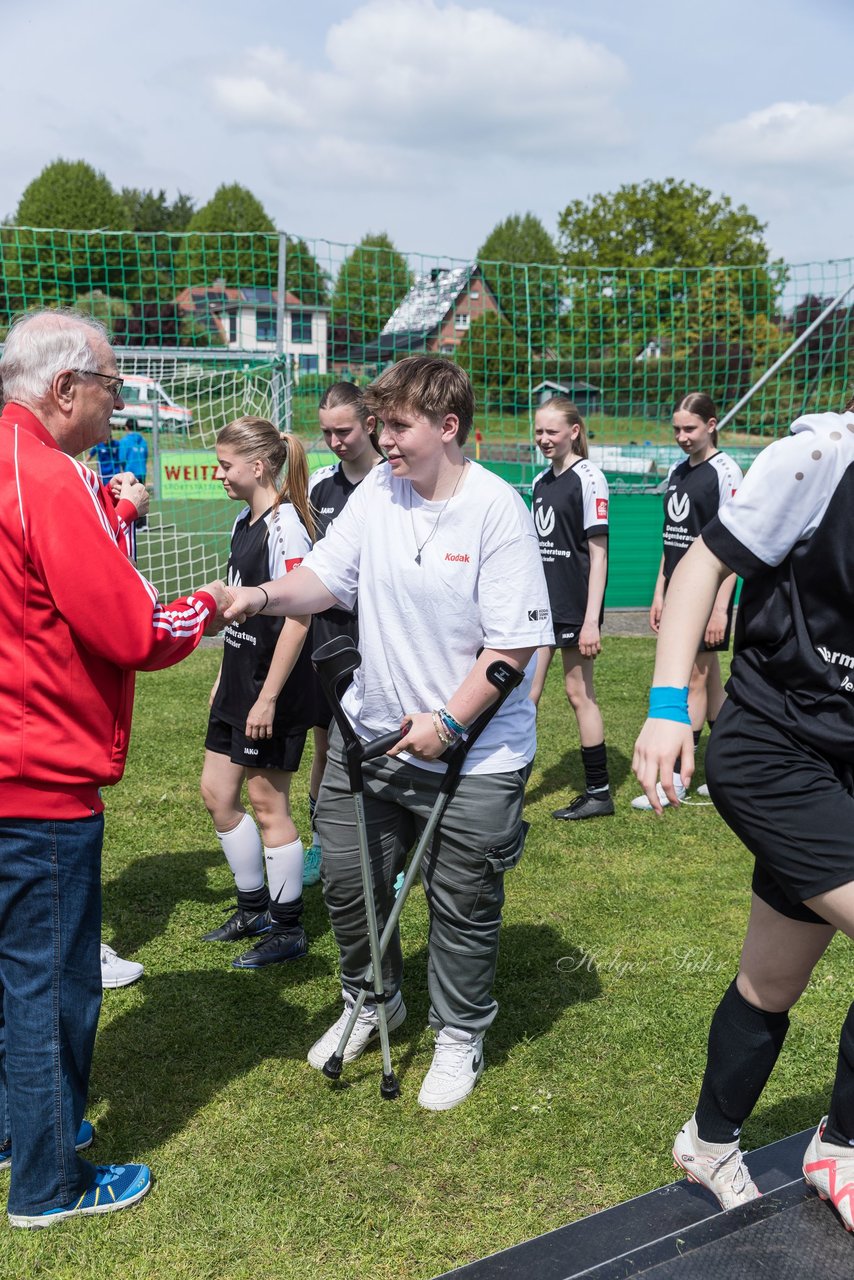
312;636;524;1097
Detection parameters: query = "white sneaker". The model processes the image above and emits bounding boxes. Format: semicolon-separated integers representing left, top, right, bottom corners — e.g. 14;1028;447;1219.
697;784;711;798
803;1117;854;1230
100;943;144;989
672;1114;760;1211
307;992;406;1069
418;1027;484;1112
631;780;687;811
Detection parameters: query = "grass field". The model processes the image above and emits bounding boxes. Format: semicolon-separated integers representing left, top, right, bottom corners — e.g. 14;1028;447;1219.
6;639;849;1279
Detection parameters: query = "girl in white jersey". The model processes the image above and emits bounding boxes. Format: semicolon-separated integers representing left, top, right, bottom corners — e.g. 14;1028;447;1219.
303;383;384;884
529;398;613;820
634;399;854;1233
632;392;741;810
200;417;316;969
223;356;552;1111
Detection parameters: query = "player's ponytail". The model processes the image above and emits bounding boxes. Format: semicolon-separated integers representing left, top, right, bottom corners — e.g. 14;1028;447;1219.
275;431;315;540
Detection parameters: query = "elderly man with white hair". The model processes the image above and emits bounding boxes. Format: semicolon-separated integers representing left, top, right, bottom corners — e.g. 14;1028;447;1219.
0;309;226;1228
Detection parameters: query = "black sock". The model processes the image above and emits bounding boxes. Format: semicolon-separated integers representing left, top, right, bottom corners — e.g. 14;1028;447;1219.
707;718;716;732
237;884;269;914
825;1002;854;1147
581;742;609;794
270;894;304;932
694;978;790;1143
693;729;702;749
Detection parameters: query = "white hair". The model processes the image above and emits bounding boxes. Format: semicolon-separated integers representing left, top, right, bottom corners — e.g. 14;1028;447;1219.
0;309;110;405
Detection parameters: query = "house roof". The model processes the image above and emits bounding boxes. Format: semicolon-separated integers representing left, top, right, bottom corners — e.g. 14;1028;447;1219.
381;264;477;338
533;377;601;395
175;285;327;312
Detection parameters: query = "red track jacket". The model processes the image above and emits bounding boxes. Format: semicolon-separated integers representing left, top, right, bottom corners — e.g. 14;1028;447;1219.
0;403;216;819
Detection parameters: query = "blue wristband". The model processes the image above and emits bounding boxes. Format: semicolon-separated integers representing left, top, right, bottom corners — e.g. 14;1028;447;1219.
648;686;690;724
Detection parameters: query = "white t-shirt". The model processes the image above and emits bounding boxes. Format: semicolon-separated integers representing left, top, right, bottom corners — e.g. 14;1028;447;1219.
303;460;554;774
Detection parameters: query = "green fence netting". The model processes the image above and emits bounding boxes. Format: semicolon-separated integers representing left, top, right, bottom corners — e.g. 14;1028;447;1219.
2;227;853;605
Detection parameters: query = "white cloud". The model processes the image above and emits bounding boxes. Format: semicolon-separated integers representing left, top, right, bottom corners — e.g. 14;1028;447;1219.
699;95;854;181
211;0;629;162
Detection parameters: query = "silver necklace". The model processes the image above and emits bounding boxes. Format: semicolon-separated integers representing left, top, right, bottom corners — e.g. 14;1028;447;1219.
410;463;466;565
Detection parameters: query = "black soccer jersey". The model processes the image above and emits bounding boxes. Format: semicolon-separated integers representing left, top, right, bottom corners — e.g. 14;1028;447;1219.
532;459;609;624
662;452;743;581
703;412;854;762
309;462;361;649
212;504;315;733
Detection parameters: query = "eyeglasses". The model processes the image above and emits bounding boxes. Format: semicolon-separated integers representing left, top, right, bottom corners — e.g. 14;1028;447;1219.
71;369;124;399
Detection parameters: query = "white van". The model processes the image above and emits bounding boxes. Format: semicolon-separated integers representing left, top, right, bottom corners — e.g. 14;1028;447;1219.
111;375;193;432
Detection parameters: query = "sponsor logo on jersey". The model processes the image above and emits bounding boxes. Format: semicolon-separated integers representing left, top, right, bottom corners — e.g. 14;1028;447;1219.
285;558;303;573
816;645;854;670
528;608;549;621
320;507;335;515
444;552;470;562
596;498;608;520
535;505;555;537
667;492;690;524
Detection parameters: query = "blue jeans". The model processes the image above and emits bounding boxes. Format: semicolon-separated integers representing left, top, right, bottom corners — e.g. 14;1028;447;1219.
0;816;103;1214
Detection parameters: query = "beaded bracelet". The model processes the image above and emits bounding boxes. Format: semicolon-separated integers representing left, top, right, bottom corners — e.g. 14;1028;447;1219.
431;710;454;746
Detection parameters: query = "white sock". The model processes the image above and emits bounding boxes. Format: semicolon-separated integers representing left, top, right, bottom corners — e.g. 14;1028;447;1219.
216;813;264;892
264;837;304;905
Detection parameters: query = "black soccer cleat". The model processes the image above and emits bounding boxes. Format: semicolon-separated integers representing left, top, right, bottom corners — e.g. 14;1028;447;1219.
552;792;615;821
231;927;308;969
201;906;271;943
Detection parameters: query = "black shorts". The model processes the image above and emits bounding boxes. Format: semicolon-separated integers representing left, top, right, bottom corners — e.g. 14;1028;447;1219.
205;713;307;772
705;699;854;924
553;621;584;650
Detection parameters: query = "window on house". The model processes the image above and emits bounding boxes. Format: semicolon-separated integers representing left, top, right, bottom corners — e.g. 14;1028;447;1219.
228;312;237;343
470;290;480;300
299;354;319;373
256;309;276;343
454;313;471;331
121;383;141;403
291;311;312;343
440;343;455;354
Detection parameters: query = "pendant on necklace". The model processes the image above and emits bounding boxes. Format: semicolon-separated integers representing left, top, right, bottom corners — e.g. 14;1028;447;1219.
414;552;422;565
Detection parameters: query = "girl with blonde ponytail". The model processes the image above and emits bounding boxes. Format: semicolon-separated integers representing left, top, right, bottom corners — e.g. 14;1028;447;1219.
199;416;316;968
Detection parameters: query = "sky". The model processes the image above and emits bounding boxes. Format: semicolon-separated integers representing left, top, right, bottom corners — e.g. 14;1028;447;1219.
4;0;854;271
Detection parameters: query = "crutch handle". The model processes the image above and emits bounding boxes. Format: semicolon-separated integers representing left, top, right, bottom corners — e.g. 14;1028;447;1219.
361;722;412;762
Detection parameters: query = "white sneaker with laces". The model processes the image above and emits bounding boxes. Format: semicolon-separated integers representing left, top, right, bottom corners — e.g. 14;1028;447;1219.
100;943;144;989
696;784;711;798
672;1114;760;1211
631;780;687;811
307;992;406;1069
418;1027;484;1112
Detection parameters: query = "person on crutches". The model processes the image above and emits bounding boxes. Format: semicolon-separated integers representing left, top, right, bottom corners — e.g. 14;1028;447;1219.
224;355;553;1111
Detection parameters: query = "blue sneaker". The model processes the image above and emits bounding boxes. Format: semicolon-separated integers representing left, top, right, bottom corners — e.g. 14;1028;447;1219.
0;1119;95;1171
8;1162;151;1229
302;842;322;888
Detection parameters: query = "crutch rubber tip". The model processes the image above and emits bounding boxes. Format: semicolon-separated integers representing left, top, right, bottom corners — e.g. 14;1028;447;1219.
380;1072;401;1100
322;1054;344;1079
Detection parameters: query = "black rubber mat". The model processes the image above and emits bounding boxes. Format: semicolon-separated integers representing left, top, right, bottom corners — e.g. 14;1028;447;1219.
435;1128;854;1279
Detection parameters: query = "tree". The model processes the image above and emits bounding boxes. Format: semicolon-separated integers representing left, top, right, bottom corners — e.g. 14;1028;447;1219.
331;232;410;347
284;236;330;308
16;159;129;230
1;160;131;323
121;188;195;233
455;310;530;413
178;183;277;289
557;180;772;270
478;213;561;347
